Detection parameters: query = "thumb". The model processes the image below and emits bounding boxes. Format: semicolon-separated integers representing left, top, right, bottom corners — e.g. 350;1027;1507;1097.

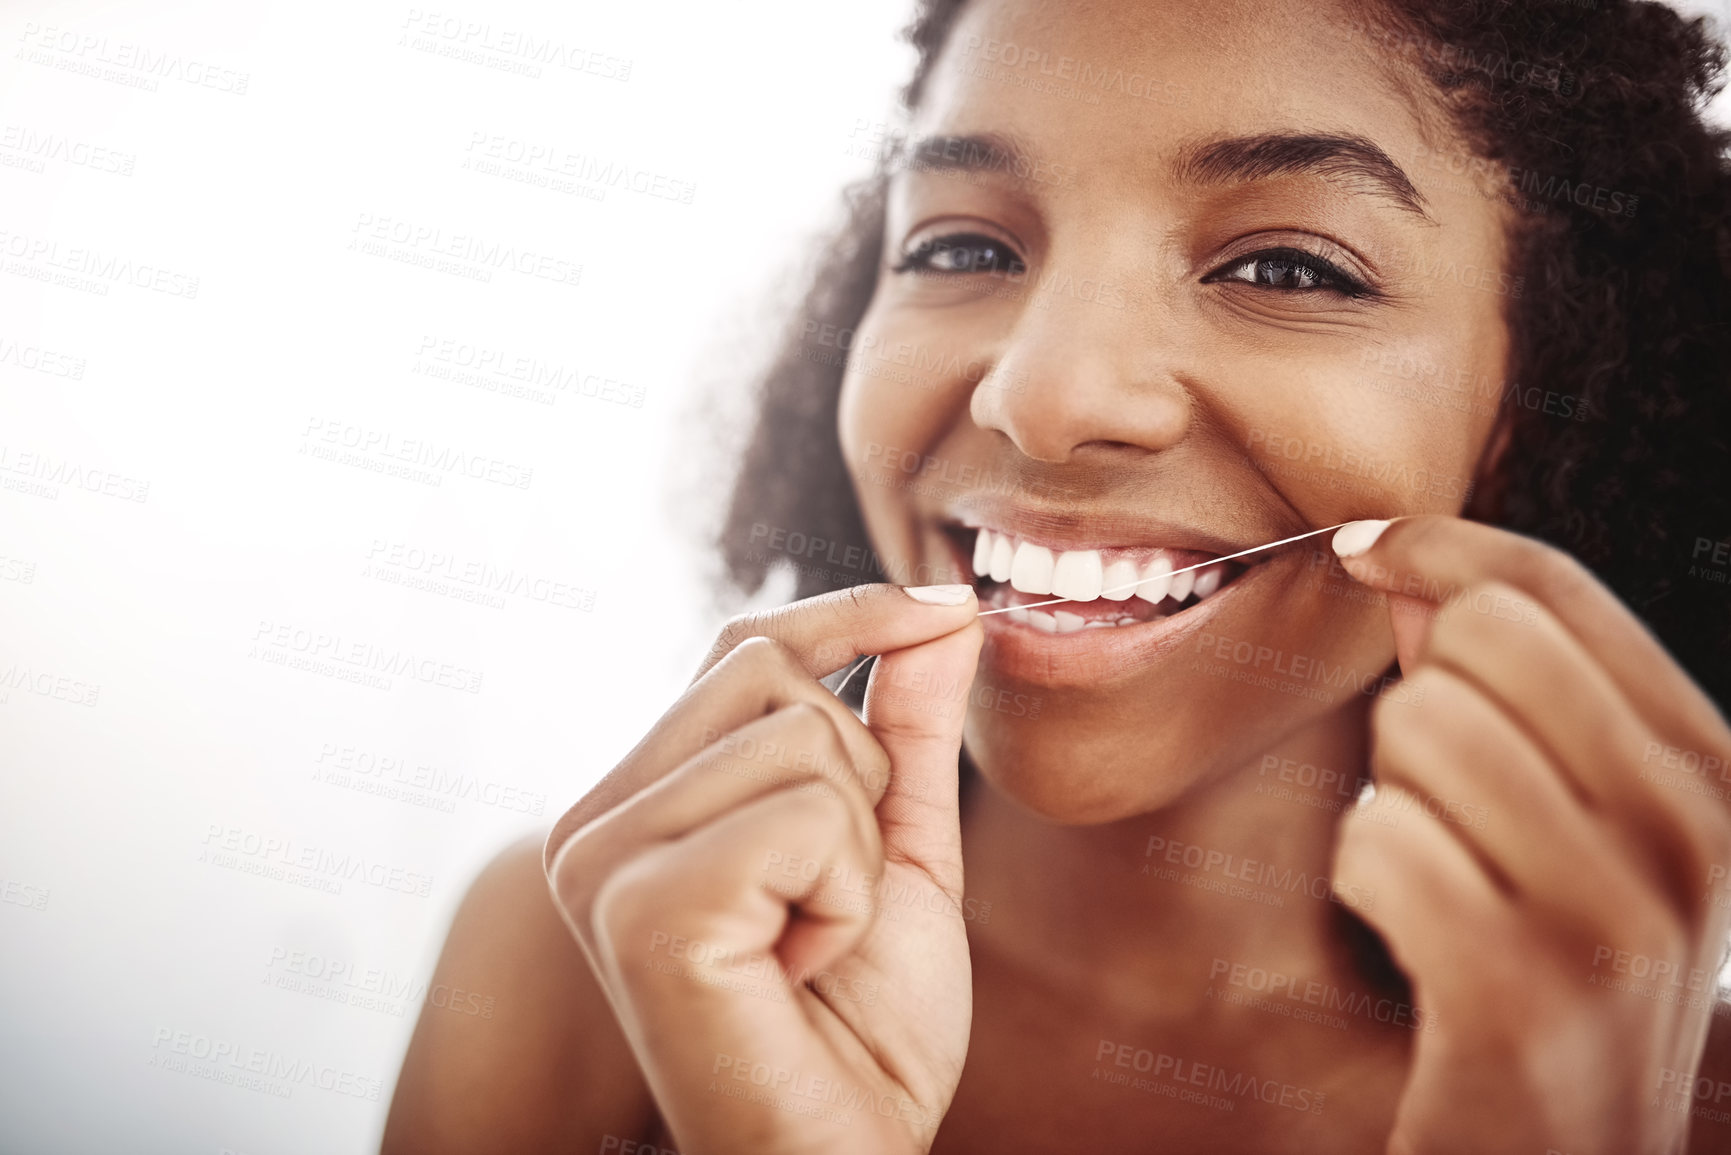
1387;592;1433;675
861;619;983;889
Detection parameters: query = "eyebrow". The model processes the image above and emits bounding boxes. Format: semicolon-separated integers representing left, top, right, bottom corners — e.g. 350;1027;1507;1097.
897;129;1434;222
1174;132;1434;221
894;131;1036;180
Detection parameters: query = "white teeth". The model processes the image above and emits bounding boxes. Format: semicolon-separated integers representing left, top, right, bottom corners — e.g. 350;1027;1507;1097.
1192;564;1223;599
1169;567;1195;603
1050;549;1104;601
1007;606;1030;624
969;526;1229;615
1135;556;1173;605
1101;558;1140;601
1009;543;1056;595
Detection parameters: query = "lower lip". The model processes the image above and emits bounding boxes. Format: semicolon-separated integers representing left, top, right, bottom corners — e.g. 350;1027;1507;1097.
975;567;1263;690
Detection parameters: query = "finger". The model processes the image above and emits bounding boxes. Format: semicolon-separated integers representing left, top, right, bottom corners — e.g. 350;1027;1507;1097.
549;703;881;945
1386;592;1435;676
1331;516;1728;745
548;637;891;865
1333;782;1511;1008
551;583;977;870
593;783;882;982
587;785;909;1151
1421;586;1725;908
862;618;984;889
1371;665;1649;928
694;582;978;682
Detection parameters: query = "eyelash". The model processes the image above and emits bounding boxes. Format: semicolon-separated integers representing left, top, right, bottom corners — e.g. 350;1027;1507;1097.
892;233;1027;277
1202;247;1375;299
893;234;1377;300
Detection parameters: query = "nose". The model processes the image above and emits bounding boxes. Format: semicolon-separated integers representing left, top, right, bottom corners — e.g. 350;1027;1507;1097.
969;283;1191;464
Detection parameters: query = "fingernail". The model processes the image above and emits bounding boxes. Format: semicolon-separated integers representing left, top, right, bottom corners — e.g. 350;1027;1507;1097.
1332;519;1392;559
904;584;974;606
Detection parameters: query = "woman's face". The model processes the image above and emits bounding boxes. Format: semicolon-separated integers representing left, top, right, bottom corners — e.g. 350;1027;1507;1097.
839;0;1513;822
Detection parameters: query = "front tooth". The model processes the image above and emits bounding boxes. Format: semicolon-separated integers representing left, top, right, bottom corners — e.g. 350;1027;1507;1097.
1135;556;1173;605
1101;558;1139;601
1028;609;1058;633
1192;564;1223;599
989;535;1014;583
1053;610;1086;634
1009;543;1055;595
1051;549;1104;601
972;530;994;578
1007;606;1030;624
1169;567;1195;603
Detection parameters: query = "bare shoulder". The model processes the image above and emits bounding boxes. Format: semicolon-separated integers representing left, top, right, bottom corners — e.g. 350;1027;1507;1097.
1685;1005;1731;1154
381;831;656;1155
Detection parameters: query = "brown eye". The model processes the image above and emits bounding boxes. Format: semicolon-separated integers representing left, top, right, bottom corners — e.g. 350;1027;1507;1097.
895;233;1027;277
1204;247;1371;297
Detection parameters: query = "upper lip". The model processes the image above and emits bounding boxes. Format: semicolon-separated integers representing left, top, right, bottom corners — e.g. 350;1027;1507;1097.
949;501;1280;560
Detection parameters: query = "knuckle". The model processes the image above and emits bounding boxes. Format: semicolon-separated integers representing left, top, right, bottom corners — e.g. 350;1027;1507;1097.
776;697;836;735
781;751;877;843
773;701;848;761
543;807;583;875
809;638;859;674
856;735;893;794
708;613;762;661
1404;665;1468;721
743;703;867;800
546;827;610;928
840;583;874;615
1530;541;1596;604
794;781;872;846
588;851;667;952
728;633;798;677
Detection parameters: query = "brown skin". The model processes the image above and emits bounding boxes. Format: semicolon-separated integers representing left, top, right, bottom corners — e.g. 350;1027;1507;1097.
385;1;1731;1152
845;0;1507;822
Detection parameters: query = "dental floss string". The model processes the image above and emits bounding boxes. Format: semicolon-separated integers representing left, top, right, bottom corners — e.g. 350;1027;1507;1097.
974;522;1351;616
834;653;876;696
830;522;1352;696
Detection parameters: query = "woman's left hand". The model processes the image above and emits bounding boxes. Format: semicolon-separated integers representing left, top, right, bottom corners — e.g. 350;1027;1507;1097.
1327;515;1731;1155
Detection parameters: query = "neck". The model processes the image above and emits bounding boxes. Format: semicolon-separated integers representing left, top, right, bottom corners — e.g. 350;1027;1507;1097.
962;698;1382;1023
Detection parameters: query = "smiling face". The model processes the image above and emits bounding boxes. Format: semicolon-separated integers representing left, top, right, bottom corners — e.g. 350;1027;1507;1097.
838;0;1514;822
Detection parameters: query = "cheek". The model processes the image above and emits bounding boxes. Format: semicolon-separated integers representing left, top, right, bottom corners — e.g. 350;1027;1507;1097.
835;326;931;571
837;360;896;475
837;312;986;499
1224;326;1504;520
837;360;901;527
1342;325;1505;512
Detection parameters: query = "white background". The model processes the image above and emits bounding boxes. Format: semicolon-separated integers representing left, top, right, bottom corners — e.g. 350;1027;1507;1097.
0;1;1724;1152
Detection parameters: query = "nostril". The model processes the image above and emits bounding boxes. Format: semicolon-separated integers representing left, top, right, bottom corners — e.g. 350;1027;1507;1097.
1075;438;1161;456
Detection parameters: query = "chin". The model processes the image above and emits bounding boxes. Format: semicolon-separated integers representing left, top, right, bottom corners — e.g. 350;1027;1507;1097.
963;709;1208;825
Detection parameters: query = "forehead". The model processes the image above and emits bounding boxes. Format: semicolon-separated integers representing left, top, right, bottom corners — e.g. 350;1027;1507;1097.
916;0;1444;178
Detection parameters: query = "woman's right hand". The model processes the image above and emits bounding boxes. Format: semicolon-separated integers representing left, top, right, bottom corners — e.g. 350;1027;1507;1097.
543;583;985;1155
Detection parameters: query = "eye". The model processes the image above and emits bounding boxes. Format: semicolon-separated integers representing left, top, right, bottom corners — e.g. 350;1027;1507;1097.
893;232;1027;277
1203;247;1373;298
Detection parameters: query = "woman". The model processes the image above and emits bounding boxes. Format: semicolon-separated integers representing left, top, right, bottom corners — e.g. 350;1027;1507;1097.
384;0;1731;1150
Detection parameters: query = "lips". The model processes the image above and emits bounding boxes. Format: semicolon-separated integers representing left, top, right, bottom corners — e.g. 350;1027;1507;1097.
958;525;1246;635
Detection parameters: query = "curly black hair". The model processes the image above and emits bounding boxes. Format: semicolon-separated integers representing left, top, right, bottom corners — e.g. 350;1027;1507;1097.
718;0;1731;708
